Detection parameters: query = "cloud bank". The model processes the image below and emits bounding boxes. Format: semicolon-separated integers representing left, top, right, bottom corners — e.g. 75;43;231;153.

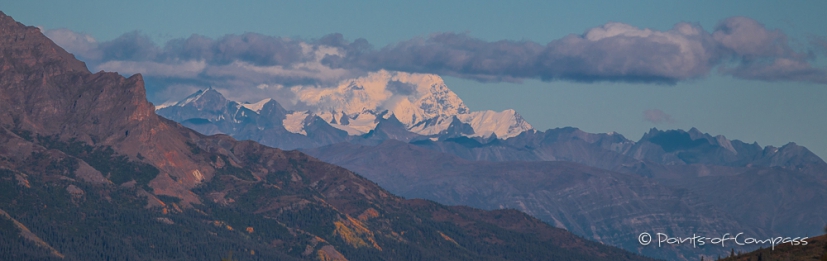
44;17;827;104
329;17;826;84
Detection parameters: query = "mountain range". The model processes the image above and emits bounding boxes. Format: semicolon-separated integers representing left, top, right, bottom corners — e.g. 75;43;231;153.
156;70;531;151
157;57;827;260
0;11;656;261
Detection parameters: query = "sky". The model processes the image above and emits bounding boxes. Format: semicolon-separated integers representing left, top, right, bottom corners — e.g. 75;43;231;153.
4;1;827;158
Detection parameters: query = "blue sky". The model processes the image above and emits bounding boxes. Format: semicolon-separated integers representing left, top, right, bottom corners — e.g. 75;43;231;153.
5;1;827;157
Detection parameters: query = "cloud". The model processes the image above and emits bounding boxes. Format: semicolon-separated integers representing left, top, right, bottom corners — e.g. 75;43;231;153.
43;30;359;103
99;31;160;61
328;17;826;84
43;16;827;104
720;57;827;83
535;22;717;83
163;33;307;66
712;17;789;58
97;60;207;78
386;80;418;96
710;17;827;83
643;109;675;124
326;34;545;82
43;29;101;61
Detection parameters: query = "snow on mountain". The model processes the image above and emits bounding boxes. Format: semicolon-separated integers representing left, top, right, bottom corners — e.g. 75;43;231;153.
284;111;309;135
154;101;176;110
240;98;274;113
292;70;531;138
174;88;212;107
457;109;532;138
159;70;533;139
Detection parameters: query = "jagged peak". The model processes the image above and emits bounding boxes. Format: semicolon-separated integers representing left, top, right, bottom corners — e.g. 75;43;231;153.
714;135;737;154
382;113;404;126
640;127;660;141
437;116;475;138
240;98;275;113
0;11;88;74
1;13;156;140
772;142;810;155
166;87;227;109
781;142;800;148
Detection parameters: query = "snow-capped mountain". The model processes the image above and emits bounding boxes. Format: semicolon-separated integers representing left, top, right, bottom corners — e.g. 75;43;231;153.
291;70;532;138
157;70;533;148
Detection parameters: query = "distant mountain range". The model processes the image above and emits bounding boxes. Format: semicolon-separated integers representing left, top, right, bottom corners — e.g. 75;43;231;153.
157;65;827;260
0;11;656;261
157;70;531;151
158;74;827;183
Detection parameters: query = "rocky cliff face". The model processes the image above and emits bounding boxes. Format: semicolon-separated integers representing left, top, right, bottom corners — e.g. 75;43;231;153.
0;13;211;203
0;11;654;261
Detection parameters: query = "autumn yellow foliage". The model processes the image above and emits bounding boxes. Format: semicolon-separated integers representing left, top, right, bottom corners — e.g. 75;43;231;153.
357;208;379;221
332;215;383;251
333;221;369;249
439;231;459;246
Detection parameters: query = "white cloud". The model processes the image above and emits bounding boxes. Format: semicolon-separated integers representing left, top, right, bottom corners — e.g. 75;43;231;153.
44;28;102;60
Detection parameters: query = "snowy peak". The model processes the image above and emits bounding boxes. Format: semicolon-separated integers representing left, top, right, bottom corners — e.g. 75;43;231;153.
293;70;530;138
240;98;274;113
158;70;534;139
294;70;468;121
458;109;532;139
176;87;226;110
